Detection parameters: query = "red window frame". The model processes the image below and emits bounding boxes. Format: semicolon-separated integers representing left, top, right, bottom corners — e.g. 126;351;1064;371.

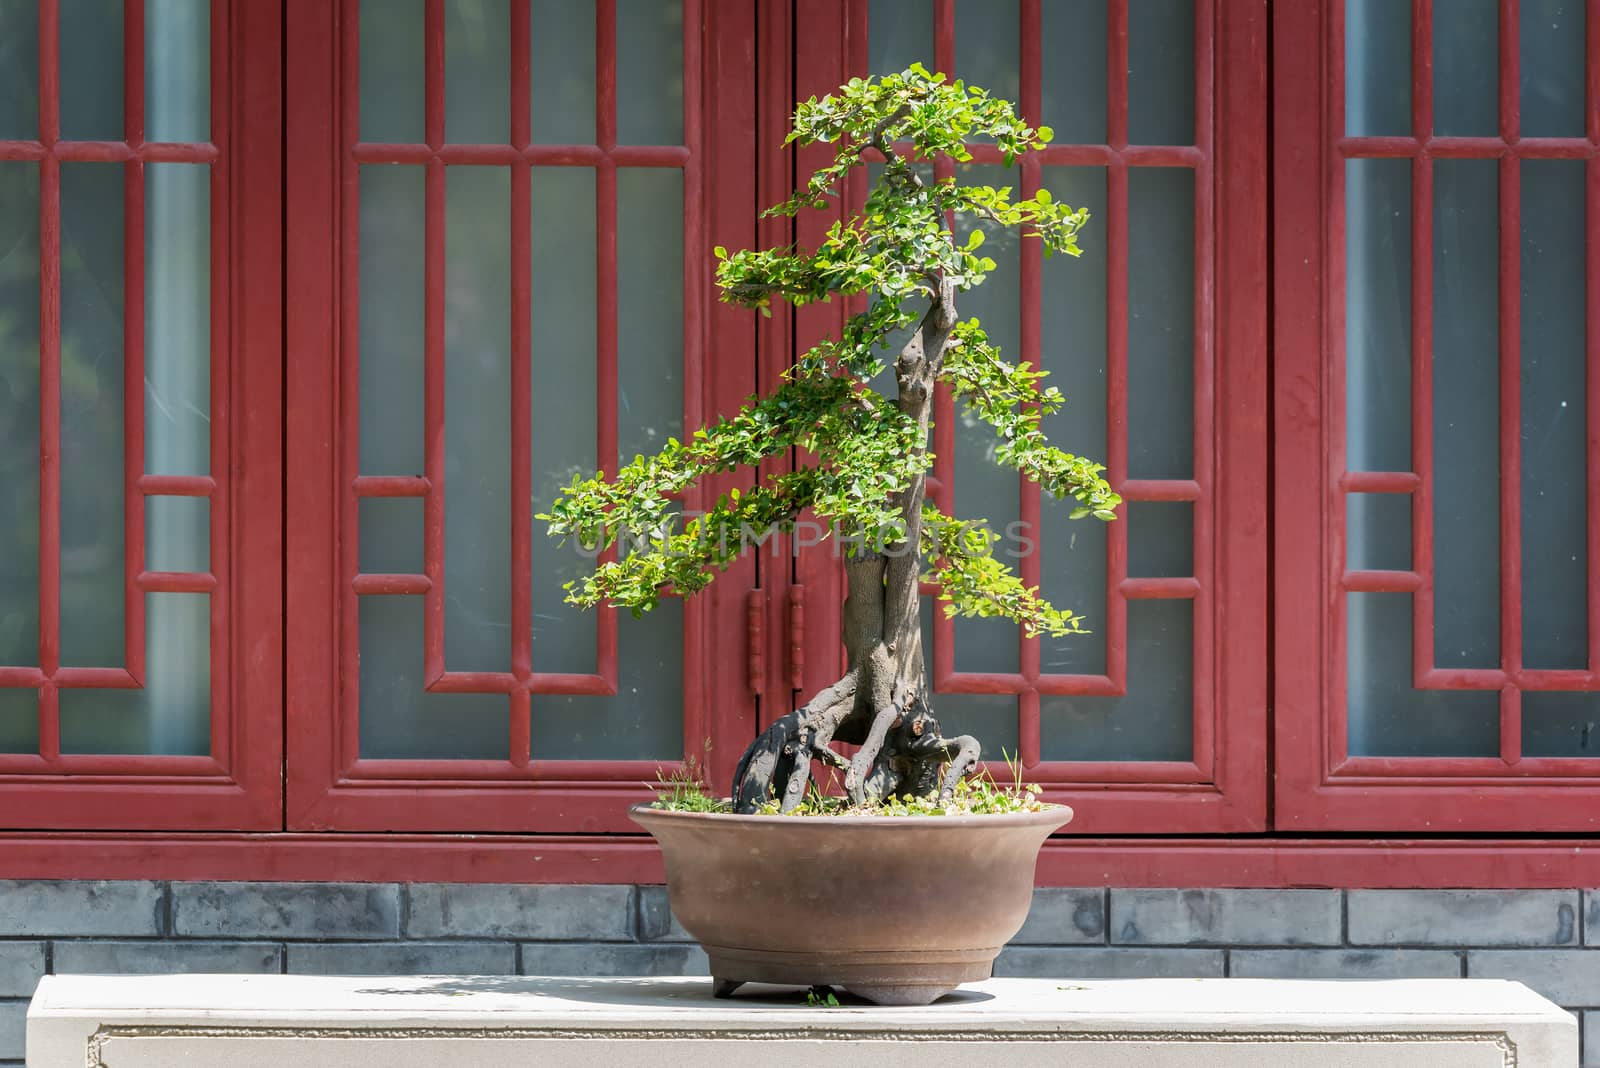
1275;0;1600;832
0;0;283;831
776;0;1269;835
283;0;761;833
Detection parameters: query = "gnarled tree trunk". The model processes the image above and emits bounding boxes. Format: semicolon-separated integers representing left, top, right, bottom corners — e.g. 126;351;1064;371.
732;280;981;814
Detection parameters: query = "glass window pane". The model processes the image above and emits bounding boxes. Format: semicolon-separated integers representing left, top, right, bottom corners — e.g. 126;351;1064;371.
615;0;682;145
1040;0;1106;145
0;163;39;669
869;0;932;74
1521;0;1585;137
145;495;208;573
1346;493;1411;572
360;497;423;575
531;0;595;144
1128;0;1193;145
1432;158;1499;668
445;0;510;144
1039;166;1107;677
531;166;597;675
360;0;425;143
1523;691;1600;757
1345;0;1410;136
1041;599;1194;761
359;164;425;475
1127;167;1193;479
955;0;1019;106
531;606;682;760
358;595;507;759
60;0;123;142
1521;160;1586;670
1346;592;1500;756
952;164;1020;675
145;162;209;476
0;687;37;753
60;592;209;755
60;161;124;668
0;0;39;140
1433;0;1498;137
444;165;511;674
145;0;208;142
1345;158;1411;472
616;168;682;462
1128;502;1191;578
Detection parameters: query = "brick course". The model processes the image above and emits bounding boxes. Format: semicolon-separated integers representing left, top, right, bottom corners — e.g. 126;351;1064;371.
4;881;1600;1066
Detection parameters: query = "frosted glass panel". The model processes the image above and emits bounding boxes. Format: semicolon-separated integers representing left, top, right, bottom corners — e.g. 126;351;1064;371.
1040;1;1106;145
444;166;511;674
1345;0;1410;136
60;0;123;141
1345;158;1411;472
359;165;425;475
532;605;682;760
0;0;38;140
0;164;39;669
0;688;37;753
59;162;124;668
145;163;209;476
1127;167;1193;479
60;593;209;755
1432;159;1499;669
145;0;208;142
952;164;1019;675
445;0;510;144
1523;692;1600;757
1520;160;1586;669
1521;0;1585;136
1041;599;1193;761
360;497;423;575
615;0;682;145
146;496;208;572
1433;0;1497;137
360;0;425;143
1127;502;1191;578
359;596;507;759
1039;166;1107;678
869;0;932;73
616;169;682;461
1128;0;1193;145
531;0;595;144
531;167;598;675
1346;493;1410;572
1347;592;1499;756
955;0;1019;106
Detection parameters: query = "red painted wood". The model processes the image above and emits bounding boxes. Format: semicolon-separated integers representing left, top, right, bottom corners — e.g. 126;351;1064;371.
0;0;283;829
286;0;759;830
8;835;1600;889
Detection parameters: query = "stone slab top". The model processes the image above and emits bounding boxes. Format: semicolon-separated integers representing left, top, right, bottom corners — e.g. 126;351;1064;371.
28;974;1570;1033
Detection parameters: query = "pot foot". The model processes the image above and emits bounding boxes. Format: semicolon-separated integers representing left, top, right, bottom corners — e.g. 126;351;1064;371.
843;983;957;1006
711;978;745;999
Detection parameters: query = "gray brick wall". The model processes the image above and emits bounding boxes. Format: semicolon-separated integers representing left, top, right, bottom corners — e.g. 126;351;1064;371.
2;882;1600;1065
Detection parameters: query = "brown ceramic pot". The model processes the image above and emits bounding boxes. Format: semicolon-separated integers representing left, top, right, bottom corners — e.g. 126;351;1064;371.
629;803;1073;1006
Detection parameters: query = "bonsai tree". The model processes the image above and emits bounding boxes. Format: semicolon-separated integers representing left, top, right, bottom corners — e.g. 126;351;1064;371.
543;66;1120;814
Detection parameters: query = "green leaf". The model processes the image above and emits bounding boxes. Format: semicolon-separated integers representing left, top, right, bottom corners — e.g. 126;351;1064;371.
713;245;728;260
1036;124;1054;143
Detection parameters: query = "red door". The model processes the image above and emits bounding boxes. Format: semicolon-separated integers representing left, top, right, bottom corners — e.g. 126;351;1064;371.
779;0;1270;834
284;0;760;832
0;0;282;830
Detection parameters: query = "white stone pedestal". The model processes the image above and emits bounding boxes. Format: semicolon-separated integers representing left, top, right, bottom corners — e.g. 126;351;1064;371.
27;974;1576;1067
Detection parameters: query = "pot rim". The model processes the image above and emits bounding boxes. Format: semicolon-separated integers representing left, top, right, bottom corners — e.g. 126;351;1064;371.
628;801;1073;831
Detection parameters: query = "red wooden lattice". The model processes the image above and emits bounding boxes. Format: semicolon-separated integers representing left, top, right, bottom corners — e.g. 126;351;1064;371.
784;0;1267;834
0;0;282;831
285;0;759;832
1277;0;1600;831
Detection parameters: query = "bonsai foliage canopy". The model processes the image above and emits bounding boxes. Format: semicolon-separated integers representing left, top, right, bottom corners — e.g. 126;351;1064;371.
542;65;1120;814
